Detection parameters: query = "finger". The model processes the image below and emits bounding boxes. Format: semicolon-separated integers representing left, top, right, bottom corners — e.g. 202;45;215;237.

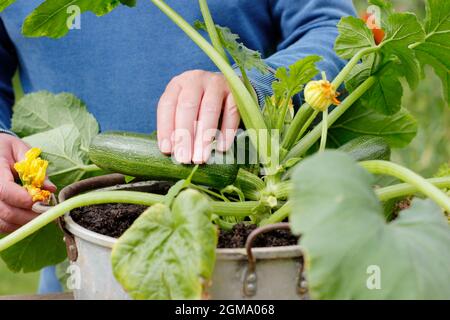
174;85;203;164
192;85;225;164
0;181;33;209
0;201;39;226
157;80;182;154
0;218;21;234
217;93;240;152
43;178;57;193
0;158;14;182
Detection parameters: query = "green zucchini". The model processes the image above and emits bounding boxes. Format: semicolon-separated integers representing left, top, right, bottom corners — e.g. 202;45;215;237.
89;131;239;189
338;136;391;162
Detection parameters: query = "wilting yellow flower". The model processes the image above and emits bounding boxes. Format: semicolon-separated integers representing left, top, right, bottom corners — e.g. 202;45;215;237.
304;80;340;112
14;148;51;202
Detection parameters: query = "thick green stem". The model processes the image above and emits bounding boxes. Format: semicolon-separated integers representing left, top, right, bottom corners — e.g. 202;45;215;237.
239;66;259;104
281;103;313;152
198;0;228;61
260;202;291;226
319;109;328;152
0;191;259;252
284;76;376;162
360;161;450;212
296;109;319;144
376;177;450;202
150;0;269;164
332;47;378;88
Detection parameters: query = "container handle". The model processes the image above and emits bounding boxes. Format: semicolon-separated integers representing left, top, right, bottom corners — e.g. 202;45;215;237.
243;222;292;297
32;194;79;262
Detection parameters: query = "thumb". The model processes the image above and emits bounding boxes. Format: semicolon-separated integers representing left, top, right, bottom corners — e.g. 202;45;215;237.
12;138;31;162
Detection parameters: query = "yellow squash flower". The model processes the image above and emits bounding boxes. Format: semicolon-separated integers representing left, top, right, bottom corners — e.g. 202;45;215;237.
304;80;340;112
14;148;51;202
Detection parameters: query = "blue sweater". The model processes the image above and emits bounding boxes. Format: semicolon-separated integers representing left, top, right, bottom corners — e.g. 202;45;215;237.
0;0;355;134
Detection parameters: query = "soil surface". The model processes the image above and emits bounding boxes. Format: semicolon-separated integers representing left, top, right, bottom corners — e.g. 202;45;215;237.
71;203;148;238
71;204;298;248
217;223;298;248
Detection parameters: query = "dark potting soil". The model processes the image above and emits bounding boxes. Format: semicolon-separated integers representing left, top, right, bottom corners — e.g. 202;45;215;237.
70;204;298;248
217;223;298;248
71;203;149;238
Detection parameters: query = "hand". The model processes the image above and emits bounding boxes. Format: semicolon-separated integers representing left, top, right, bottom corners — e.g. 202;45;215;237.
157;70;240;164
0;134;56;233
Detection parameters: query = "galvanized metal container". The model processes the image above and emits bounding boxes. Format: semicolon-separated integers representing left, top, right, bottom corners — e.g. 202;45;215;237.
58;174;307;300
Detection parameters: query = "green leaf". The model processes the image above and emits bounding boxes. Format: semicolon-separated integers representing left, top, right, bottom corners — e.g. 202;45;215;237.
119;0;136;6
329;103;417;148
414;0;450;103
111;189;217;300
12;91;99;151
22;0;121;38
360;69;403;115
0;0;16;12
272;55;322;98
195;21;268;74
0;223;66;273
290;151;450;299
23;124;92;190
380;13;425;89
335;16;376;60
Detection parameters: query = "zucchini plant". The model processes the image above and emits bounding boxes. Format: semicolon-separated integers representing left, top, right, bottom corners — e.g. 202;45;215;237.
0;0;449;299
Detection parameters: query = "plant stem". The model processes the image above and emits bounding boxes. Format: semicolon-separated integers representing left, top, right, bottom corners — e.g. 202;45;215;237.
319;109;328;152
276;92;292;132
296;109;319;144
150;0;270;164
198;0;228;61
281;103;313;152
284;76;376;162
0;190;259;252
240;66;259;104
360;161;450;212
375;177;450;202
331;47;378;88
260;202;291;226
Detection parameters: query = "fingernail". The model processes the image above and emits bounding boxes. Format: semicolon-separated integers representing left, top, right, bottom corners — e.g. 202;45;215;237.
174;145;191;164
159;139;172;153
192;147;203;164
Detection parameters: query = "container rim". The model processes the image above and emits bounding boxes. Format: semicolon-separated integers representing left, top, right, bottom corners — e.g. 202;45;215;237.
64;214;302;260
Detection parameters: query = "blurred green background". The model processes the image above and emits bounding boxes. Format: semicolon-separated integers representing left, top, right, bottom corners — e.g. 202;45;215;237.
1;0;448;296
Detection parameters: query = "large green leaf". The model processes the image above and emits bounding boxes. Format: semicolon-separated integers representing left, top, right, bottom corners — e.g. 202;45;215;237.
12;91;99;150
22;0;121;38
380;13;425;89
328;104;417;148
0;0;15;12
335;16;376;60
290;151;450;299
361;68;403;115
414;0;450;103
111;189;217;300
23;124;92;190
0;223;66;273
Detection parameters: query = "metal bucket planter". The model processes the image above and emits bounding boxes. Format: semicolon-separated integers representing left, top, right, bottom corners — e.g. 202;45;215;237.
56;174;307;300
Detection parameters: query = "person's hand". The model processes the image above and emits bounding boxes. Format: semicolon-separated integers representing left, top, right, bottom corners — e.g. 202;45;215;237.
0;134;56;233
157;70;240;164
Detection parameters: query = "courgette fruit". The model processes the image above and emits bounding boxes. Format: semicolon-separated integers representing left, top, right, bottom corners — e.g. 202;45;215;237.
89;131;239;189
338;136;391;162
